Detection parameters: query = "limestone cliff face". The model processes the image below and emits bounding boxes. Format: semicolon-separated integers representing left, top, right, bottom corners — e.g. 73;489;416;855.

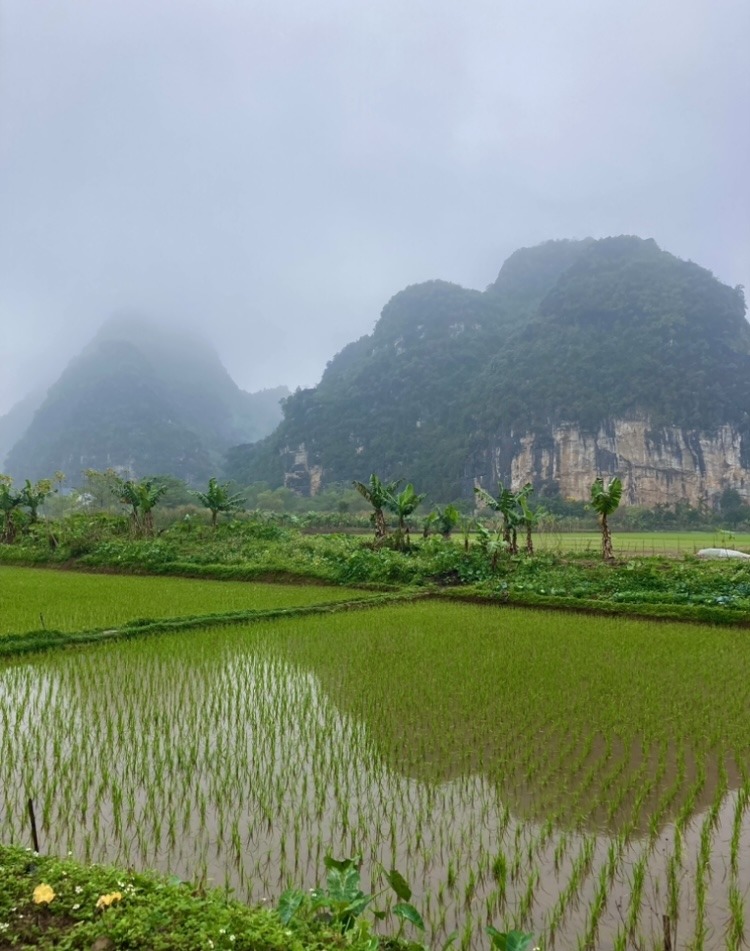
475;419;750;507
282;444;323;496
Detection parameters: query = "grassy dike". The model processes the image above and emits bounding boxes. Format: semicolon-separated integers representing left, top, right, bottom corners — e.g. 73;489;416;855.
0;845;406;951
0;591;422;658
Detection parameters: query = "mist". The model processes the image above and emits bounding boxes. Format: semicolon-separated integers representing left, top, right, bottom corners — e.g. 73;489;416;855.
1;0;748;414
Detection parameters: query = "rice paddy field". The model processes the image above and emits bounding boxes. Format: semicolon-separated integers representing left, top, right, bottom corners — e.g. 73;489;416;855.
518;531;750;557
0;566;370;635
2;590;750;950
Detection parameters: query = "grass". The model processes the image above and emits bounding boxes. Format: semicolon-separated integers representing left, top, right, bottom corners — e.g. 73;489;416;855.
0;566;372;635
3;599;750;948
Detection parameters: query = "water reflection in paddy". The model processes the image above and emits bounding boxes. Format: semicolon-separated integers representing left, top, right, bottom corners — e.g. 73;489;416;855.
2;604;749;950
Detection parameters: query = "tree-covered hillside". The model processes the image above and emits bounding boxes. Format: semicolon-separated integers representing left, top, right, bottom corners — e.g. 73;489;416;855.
5;317;288;486
475;236;750;434
227;237;750;499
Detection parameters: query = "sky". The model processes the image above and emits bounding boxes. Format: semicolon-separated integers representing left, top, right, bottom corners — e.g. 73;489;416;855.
1;0;748;414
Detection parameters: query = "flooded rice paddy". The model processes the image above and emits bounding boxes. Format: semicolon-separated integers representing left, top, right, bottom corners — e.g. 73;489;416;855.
2;601;750;949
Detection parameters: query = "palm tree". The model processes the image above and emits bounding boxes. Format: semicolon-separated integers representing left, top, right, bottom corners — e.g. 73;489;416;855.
387;483;426;549
590;476;622;562
195;477;246;528
352;474;401;541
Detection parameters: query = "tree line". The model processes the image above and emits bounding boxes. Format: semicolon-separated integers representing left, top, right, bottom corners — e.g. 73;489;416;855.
0;464;668;564
352;472;623;562
0;470;246;541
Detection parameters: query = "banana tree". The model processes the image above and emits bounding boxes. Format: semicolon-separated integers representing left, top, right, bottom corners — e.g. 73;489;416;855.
352;474;401;541
19;472;64;523
474;482;524;554
476;523;507;570
117;477;167;537
195;477;246;528
590;475;622;562
0;476;22;543
387;483;426;549
517;486;544;555
423;503;460;539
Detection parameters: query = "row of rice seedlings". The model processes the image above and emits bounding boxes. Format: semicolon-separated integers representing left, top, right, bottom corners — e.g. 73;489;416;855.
3;603;750;948
723;778;750;951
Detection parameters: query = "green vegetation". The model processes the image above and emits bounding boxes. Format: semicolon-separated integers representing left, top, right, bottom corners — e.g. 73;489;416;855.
528;530;750;554
196;477;247;527
3;234;750;950
474;482;537;556
2;513;750;625
116;477;168;537
589;476;622;562
229;237;750;500
387;483;426;550
353;474;402;541
2;600;750;948
0;566;373;636
0;461;748;949
0;474;21;542
279;856;425;941
0;844;404;951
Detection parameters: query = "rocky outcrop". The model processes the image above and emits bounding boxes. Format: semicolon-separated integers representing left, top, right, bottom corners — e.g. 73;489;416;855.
473;418;750;507
282;444;323;496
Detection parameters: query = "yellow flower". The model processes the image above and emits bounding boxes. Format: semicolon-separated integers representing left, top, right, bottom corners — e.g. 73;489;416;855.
33;883;55;905
96;891;123;909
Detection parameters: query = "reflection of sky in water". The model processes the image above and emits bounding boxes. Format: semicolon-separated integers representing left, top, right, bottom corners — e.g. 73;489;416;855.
1;627;749;949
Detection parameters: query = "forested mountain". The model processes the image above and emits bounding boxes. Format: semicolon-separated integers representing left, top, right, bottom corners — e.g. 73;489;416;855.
0;388;46;470
227;237;750;502
4;317;288;486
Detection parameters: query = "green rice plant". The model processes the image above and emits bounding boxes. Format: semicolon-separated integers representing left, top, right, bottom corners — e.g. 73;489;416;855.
666;853;680;927
727;883;745;949
3;600;750;948
627;856;646;938
582;864;609;949
0;565;374;635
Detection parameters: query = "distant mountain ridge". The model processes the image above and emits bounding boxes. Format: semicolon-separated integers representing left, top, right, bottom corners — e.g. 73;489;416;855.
3;317;288;485
226;237;750;506
0;388;46;470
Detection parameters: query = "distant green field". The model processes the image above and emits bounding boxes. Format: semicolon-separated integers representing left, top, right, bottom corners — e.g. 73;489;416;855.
0;566;366;635
524;530;750;555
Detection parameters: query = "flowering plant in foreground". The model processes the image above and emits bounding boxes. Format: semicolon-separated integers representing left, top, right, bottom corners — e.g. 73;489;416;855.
96;891;123;909
32;883;55;905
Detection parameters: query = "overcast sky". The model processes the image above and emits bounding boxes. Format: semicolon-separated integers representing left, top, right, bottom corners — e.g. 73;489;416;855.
1;0;748;414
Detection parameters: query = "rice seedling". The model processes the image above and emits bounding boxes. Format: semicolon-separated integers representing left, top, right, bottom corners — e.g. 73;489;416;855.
727;883;745;948
2;600;750;948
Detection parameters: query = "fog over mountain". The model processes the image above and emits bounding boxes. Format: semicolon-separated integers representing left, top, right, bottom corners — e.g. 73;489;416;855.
1;0;748;415
3;317;288;484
